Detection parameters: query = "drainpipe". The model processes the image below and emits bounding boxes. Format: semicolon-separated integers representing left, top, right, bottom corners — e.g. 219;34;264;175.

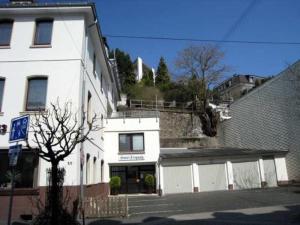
158;156;162;197
79;26;88;225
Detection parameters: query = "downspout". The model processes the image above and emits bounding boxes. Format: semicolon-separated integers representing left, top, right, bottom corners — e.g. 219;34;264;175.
79;24;88;224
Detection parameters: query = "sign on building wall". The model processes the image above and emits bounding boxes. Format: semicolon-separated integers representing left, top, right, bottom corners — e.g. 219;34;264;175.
119;155;145;161
9;115;30;142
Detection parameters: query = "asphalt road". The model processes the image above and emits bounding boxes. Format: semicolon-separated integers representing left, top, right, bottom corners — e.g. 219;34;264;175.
88;186;300;225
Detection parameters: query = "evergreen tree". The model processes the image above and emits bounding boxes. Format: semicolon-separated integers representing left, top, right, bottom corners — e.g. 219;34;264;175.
141;70;154;86
156;57;171;90
113;48;136;93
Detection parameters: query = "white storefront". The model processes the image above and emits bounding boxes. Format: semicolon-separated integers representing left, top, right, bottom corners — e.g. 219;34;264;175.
104;112;160;193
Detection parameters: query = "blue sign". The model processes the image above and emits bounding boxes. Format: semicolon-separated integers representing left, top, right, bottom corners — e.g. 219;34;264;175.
8;144;22;166
9;115;30;142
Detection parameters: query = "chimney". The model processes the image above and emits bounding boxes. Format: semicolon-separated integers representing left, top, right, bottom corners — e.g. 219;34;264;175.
10;0;36;4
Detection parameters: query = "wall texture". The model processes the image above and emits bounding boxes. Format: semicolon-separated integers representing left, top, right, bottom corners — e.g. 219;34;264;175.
219;61;300;180
159;111;219;148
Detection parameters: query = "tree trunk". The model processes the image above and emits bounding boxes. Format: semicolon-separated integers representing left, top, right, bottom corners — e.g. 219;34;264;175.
49;161;61;225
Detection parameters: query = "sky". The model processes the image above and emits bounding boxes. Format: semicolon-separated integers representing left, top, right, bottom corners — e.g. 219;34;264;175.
2;0;300;80
94;0;300;80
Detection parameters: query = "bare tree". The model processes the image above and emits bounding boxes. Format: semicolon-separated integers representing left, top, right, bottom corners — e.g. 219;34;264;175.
26;101;99;225
175;44;227;109
175;44;227;136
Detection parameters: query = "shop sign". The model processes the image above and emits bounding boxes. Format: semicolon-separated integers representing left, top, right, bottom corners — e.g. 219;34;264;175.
119;155;145;161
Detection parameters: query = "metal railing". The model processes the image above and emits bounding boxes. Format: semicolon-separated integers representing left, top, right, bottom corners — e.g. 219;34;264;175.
109;110;159;118
129;99;195;112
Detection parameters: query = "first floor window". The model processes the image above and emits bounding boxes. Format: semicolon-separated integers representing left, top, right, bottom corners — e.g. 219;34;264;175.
0;19;13;46
119;133;144;152
0;78;5;112
34;19;53;45
26;77;48;111
0;150;38;189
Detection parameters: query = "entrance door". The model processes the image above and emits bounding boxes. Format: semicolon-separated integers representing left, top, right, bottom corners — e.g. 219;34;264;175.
110;165;155;194
263;158;277;187
198;163;227;192
233;161;261;190
163;165;193;194
127;166;140;193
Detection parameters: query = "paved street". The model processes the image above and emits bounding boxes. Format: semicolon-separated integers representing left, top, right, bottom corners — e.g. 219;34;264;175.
88;187;300;225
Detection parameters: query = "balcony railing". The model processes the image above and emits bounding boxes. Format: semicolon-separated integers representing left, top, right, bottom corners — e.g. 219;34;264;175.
109;110;159;119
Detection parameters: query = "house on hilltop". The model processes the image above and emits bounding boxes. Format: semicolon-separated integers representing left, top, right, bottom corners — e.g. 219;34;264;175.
133;56;156;83
214;74;269;102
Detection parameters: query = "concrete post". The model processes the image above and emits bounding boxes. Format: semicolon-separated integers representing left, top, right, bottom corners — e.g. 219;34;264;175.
258;158;266;187
192;163;199;192
226;161;234;190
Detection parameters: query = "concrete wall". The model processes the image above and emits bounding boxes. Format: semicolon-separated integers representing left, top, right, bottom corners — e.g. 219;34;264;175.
159;111;219;148
219;61;300;180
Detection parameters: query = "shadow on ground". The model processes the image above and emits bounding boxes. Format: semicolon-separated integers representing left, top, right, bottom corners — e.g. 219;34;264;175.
88;205;300;225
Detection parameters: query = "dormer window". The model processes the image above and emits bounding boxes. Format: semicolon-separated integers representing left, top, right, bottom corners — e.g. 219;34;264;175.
34;19;53;46
0;19;13;46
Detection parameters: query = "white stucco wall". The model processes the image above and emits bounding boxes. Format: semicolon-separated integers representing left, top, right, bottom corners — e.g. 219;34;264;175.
103;117;160;183
0;8;119;188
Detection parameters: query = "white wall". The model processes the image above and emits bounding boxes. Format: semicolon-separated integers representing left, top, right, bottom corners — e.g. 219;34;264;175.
103;117;160;182
0;8;119;188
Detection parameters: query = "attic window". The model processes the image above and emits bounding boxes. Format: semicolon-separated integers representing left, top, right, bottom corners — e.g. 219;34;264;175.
34;19;53;46
0;19;13;46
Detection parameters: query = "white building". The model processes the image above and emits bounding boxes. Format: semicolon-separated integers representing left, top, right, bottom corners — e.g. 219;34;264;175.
133;56;156;82
0;0;119;219
104;111;160;193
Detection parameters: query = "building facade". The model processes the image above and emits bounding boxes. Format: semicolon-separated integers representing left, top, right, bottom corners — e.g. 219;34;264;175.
104;111;160;194
220;60;300;181
214;74;267;101
0;1;119;219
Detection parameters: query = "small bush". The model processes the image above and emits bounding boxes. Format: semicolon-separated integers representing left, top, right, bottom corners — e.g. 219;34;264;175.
145;174;155;188
110;176;121;194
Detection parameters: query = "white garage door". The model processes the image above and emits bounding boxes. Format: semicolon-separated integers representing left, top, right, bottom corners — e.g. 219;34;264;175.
233;161;261;190
263;158;277;187
163;165;193;194
198;163;227;191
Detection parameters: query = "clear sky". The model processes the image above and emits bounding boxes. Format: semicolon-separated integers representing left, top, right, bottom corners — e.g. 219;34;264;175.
2;0;299;80
95;0;300;79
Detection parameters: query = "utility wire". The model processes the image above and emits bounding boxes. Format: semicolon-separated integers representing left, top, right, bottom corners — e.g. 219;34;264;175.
221;0;259;41
104;34;300;46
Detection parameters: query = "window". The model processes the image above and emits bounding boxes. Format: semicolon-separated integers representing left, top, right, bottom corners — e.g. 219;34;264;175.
26;77;48;111
93;157;97;183
101;114;104;127
34;19;53;45
0;150;38;188
0;20;13;46
101;160;104;182
119;133;144;152
93;53;96;77
86;154;90;184
0;79;5;112
100;72;103;91
87;91;92;123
